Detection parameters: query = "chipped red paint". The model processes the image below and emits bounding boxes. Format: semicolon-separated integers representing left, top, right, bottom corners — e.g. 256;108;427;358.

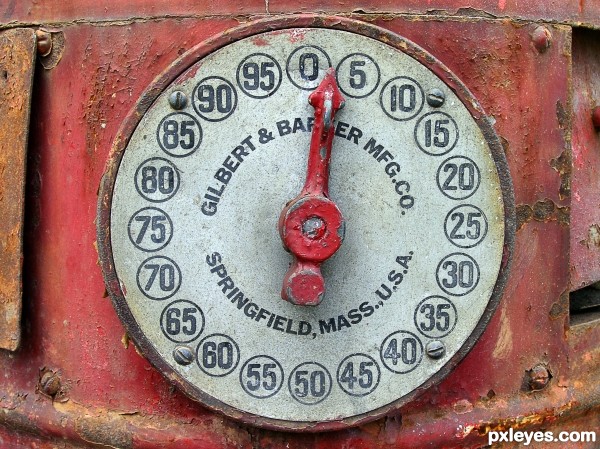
0;5;598;449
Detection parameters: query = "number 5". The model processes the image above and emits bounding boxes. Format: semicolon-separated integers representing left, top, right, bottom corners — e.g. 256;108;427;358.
181;308;197;335
349;60;366;89
179;121;195;150
466;212;482;239
358;361;373;388
294;370;309;397
260;62;275;91
262;363;277;390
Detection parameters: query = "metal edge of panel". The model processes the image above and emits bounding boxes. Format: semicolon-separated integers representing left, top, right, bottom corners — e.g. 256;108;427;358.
0;28;36;351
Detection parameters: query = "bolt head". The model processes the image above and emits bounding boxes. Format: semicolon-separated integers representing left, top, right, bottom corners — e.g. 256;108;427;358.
532;26;552;53
425;340;446;359
427;88;445;108
528;364;550;391
168;91;188;110
173;345;194;366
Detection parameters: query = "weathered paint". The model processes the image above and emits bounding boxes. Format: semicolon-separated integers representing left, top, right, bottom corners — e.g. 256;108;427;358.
1;0;600;29
0;7;595;449
0;28;36;351
570;28;600;290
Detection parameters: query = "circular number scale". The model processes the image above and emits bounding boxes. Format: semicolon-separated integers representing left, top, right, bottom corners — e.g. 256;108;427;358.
98;17;513;430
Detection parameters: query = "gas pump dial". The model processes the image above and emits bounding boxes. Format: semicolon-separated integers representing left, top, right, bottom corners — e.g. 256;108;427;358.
97;16;514;430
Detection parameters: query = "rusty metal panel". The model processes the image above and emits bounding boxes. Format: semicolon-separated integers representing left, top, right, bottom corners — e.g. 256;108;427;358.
0;28;35;351
570;28;600;290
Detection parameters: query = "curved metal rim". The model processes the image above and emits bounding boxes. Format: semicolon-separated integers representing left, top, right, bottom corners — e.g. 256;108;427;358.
96;13;515;432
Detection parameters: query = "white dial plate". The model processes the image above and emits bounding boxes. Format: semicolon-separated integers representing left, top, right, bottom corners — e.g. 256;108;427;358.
109;28;505;424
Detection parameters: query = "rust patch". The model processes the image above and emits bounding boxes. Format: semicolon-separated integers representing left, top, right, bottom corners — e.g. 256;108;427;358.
515;199;569;231
556;100;568;129
515;204;533;231
0;28;36;351
550;149;571;201
453;399;474;415
75;414;134;449
474;413;548;437
581;224;600;248
550;290;570;320
533;199;555;221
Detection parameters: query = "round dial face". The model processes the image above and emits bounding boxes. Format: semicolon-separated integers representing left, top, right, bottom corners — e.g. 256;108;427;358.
99;21;513;429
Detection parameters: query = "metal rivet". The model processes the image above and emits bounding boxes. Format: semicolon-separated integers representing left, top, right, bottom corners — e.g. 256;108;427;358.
592;106;600;131
35;30;53;57
425;340;446;359
169;91;188;110
173;345;194;365
532;26;552;53
427;88;445;108
527;364;551;391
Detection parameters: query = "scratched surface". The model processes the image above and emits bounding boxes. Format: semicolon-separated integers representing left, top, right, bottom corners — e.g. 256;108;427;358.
0;28;36;351
0;14;591;449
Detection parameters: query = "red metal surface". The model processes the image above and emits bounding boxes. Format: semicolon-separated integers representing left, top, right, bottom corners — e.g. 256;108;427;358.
0;7;595;449
2;0;600;29
280;69;346;306
0;27;36;351
570;28;600;290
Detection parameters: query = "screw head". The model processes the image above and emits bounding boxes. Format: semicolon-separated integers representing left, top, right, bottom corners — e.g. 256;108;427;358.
527;364;550;391
168;91;188;110
532;26;552;53
425;340;446;359
427;88;445;108
39;370;61;396
173;345;194;366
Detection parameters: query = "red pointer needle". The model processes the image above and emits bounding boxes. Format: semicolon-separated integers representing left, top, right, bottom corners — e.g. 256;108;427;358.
278;68;346;306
